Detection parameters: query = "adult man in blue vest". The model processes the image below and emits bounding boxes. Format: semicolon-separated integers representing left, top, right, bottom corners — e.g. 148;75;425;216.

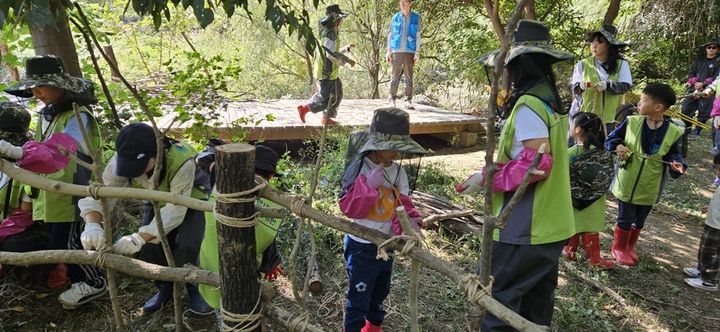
386;0;422;110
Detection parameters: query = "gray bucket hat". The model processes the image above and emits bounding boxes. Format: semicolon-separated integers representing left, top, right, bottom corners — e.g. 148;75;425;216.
586;24;628;47
358;108;427;155
0;101;31;146
4;55;95;99
569;148;614;210
701;37;720;48
480;20;574;67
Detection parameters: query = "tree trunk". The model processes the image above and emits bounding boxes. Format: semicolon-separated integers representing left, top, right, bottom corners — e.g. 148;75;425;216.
525;0;537;20
102;45;121;81
603;0;622;25
0;43;20;80
215;144;261;332
369;45;381;99
29;0;81;76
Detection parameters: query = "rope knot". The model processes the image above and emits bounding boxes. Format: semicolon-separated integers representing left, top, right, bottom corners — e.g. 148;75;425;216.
460;274;494;305
87;181;102;200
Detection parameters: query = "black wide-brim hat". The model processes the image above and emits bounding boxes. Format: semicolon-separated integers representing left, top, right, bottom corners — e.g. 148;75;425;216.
114;123;157;178
4;55;95;99
586;24;628;47
255;145;283;177
702;37;720;48
480;20;574;67
358;108;427;155
320;4;349;26
0;101;31;146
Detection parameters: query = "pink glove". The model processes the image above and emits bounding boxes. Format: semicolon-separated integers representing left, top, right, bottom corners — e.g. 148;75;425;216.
339;175;379;219
492;148;553;192
688;77;699;86
365;165;386;189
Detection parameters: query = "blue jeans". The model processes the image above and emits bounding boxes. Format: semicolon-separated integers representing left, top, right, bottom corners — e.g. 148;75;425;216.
617;200;653;231
343;235;394;332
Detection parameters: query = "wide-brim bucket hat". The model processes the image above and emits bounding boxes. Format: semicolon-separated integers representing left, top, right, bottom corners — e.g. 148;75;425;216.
586;24;628;47
0;101;31;147
255;144;283;177
701;37;720;48
569;148;614;210
358;108;427;156
480;20;574;67
320;4;349;26
4;55;95;99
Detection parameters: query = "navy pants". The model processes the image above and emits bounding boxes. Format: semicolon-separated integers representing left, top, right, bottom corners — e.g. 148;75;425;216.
52;221;106;288
481;241;564;332
617;200;653;231
343;235;393;332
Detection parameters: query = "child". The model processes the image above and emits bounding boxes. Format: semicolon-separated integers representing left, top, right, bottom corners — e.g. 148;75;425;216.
563;112;614;269
605;83;686;266
2;55;106;308
683;187;720;292
78;123;212;315
297;4;356;125
338;108;426;332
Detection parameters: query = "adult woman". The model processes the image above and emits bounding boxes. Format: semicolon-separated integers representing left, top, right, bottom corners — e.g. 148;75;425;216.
458;20;575;330
570;25;632;133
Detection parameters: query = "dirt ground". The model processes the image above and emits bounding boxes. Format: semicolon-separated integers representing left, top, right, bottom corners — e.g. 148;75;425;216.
1;133;720;331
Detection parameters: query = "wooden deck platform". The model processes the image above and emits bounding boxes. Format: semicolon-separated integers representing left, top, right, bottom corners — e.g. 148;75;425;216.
157;99;486;142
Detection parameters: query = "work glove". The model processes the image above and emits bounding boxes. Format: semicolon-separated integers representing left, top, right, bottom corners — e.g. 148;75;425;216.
594;81;608;91
579;81;592;91
0;140;23;160
80;223;106;251
454;171;484;195
264;265;284;281
365;164;386;189
113;233;146;256
704;88;715;97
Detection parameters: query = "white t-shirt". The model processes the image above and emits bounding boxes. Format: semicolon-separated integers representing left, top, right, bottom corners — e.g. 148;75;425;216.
509;105;549;159
706;186;720;230
348;157;409;244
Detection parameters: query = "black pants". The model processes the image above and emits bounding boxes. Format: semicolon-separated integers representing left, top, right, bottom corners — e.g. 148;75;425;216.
681;90;714;124
1;222;53;279
307;78;343;119
616;200;653;231
53;221;106;287
481;241;564;332
138;203;206;272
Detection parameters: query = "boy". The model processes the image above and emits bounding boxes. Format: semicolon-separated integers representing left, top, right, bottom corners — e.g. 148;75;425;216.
683;187;720;292
386;0;422;109
297;4;356;125
605;83;686;266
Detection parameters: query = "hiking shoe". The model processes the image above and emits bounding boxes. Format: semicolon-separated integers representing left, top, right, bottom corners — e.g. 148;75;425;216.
58;282;107;309
297;104;310;123
714;177;720;188
683;267;700;278
321;116;338;126
685;277;718;292
404;100;415;110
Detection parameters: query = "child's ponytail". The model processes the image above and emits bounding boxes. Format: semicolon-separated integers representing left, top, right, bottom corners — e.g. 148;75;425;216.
571;112;605;150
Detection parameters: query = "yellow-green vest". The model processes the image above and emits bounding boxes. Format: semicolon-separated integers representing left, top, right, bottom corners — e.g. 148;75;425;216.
33;107;101;222
579;57;623;124
568;145;606;233
611;116;684;205
129;142;208;201
0;178;24;219
198;197;283;309
492;95;575;245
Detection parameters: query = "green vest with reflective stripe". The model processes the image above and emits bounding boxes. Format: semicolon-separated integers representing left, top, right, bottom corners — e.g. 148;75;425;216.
0;178;24;219
611;116;684;205
580;57;623;124
198;197;283;309
32;107;101;222
130;142;208;202
492;95;575;245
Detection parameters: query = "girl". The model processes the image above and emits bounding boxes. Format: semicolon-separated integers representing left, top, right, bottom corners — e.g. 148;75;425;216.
562;112;614;269
339;108;426;332
570;24;632;134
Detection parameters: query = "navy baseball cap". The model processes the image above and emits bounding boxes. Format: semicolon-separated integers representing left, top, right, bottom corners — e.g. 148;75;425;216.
255;145;282;177
115;123;157;178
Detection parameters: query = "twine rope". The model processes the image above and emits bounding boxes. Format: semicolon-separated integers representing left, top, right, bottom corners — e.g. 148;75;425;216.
286;310;310;332
220;288;264;332
376;235;421;261
87;181;102;200
215;180;266;204
95;246;111;268
460;274;494;306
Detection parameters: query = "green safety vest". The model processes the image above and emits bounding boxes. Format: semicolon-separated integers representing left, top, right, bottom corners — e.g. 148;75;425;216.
32;107;101;222
611;116;684;205
492;94;575;245
579;57;624;124
129;142;208;201
0;178;24;219
315;27;341;80
198;197;283;309
568;145;606;233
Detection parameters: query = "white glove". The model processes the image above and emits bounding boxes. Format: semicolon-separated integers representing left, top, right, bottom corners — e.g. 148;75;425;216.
594;81;608;91
713;116;720;129
579;81;591;91
113;233;146;256
0;140;23;160
81;223;106;251
454;171;485;195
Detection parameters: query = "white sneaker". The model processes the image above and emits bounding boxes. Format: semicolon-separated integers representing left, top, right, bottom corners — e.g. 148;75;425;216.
404;100;415;110
388;97;396;107
59;282;107;309
685;277;718;292
683;267;700;278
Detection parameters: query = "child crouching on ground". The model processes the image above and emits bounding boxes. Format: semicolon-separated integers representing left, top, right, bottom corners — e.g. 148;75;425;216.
605;83;686;266
338;108;426;332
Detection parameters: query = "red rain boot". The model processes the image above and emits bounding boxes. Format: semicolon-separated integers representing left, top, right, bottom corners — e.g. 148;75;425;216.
361;320;382;332
581;233;614;269
48;263;68;289
321;116;338;126
297;104;310;123
628;227;641;263
611;226;635;266
561;234;581;261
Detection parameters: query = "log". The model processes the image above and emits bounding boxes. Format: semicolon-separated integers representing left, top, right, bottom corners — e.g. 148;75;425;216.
215;144;261;332
264;304;326;332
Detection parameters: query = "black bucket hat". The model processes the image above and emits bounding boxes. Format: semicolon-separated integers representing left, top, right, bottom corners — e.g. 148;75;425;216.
255;145;283;177
0;102;31;146
4;55;95;99
358;108;427;155
480;20;574;67
114;123;157;178
586;24;628;47
702;37;720;48
320;4;349;26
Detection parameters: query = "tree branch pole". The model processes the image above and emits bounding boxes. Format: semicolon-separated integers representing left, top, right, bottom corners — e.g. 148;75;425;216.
397;207;422;332
0;250;219;286
261;187;548;331
477;0;532;328
264;304;326;332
